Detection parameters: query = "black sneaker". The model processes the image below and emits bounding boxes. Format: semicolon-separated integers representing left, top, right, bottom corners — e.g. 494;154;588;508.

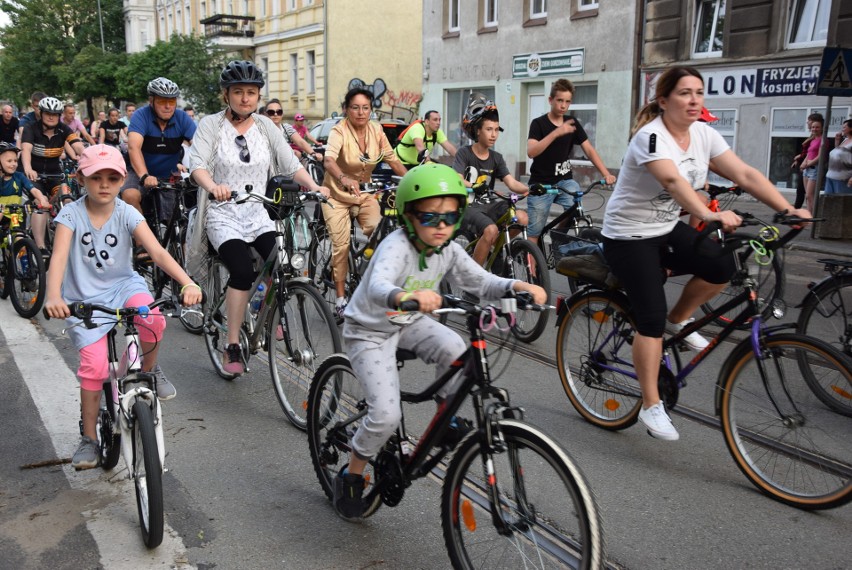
333;468;366;520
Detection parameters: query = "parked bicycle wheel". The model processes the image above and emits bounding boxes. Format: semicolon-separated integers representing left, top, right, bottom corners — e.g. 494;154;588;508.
556;291;642;429
9;236;46;318
306;355;384;518
797;273;852;359
267;281;342;430
718;333;852;510
441;420;605;570
131;401;164;547
700;251;784;329
99;380;121;470
503;238;550;342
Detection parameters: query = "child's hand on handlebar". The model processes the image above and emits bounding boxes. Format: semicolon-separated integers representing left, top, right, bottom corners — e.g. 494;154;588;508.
399;289;443;313
44;297;71;319
513;282;547;305
180;283;203;307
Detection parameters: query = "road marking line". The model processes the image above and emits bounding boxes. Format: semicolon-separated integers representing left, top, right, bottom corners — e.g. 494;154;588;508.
0;301;193;568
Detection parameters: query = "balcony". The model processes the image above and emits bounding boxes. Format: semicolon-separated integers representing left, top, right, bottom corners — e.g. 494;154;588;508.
201;14;256;50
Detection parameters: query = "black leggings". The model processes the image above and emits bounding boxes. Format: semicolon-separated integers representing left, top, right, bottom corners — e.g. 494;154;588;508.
602;222;736;337
217;232;277;291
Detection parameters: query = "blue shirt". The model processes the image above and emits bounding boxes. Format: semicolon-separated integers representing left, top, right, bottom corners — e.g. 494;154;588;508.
128;106;196;179
0;172;34;202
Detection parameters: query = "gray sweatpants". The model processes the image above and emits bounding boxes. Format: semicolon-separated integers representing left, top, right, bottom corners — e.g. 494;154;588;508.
343;316;467;460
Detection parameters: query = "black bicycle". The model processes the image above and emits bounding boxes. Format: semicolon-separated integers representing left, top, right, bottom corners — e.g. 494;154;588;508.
0;203;46;318
797;257;852;361
307;293;604;569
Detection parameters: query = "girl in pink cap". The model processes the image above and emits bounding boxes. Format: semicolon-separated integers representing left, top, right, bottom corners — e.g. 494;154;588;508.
43;144;202;470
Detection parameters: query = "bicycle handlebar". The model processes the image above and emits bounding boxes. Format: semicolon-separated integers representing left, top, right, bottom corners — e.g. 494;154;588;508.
398;291;547;316
529;179;609;198
693;211;821;258
42;293;206;327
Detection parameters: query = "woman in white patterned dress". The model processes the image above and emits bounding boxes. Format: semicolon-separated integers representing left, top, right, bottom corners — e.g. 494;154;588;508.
189;60;326;375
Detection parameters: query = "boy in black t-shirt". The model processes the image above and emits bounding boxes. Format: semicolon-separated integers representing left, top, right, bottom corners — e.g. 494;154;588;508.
526;79;615;246
452;103;529;266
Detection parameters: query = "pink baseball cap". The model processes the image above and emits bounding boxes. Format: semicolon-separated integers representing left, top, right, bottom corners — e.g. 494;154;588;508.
78;144;127;177
294;113;305;121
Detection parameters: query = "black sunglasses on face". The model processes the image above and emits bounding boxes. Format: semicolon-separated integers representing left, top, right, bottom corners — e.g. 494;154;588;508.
412;211;461;227
265;109;283;116
235;135;250;163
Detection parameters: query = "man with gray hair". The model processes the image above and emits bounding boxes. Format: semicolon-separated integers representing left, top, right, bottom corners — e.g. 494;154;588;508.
0;105;18;144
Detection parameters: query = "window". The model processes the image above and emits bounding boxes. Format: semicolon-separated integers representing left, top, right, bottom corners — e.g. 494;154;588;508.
705;109;736;185
447;0;460;33
483;0;498;27
261;57;269;99
579;0;598;10
307;50;316;94
445;87;496;148
693;0;725;58
289;0;297;10
290;53;299;97
768;106;850;188
273;0;280;16
200;1;206;20
259;0;265;17
566;84;598;159
531;0;547;18
787;0;829;47
243;0;249;14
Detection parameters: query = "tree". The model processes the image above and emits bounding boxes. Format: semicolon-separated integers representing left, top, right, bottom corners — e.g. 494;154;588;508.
0;0;125;107
117;34;225;115
56;45;127;119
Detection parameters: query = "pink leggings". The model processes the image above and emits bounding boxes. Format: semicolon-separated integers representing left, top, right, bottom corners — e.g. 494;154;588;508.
77;293;166;391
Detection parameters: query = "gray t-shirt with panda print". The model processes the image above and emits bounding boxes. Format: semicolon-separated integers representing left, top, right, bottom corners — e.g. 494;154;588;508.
55;197;150;350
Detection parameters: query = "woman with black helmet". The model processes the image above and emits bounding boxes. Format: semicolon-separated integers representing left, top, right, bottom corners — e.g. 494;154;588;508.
188;60;326;376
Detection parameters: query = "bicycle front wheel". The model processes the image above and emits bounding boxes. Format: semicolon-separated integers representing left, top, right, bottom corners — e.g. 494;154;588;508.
268;281;342;430
700;253;784;329
442;420;605;570
718;333;852;510
308;229;337;309
797;273;852;360
506;238;551;343
556;291;642;430
9;236;46;318
306;355;383;518
131;401;164;547
202;258;240;380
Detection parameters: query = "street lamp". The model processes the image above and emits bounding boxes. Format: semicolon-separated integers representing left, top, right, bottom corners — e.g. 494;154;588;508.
96;0;105;51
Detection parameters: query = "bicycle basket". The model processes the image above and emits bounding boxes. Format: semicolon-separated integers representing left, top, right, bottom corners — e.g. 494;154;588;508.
550;229;603;261
265;176;301;217
556;252;620;289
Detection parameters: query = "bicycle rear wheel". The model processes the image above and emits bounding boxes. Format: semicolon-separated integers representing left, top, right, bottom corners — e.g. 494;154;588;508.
131;401;164;547
306;355;383;518
556;291;642;430
700;252;784;329
718;333;852;510
505;238;551;343
797;273;852;359
268;281;342;430
442;420;605;570
9;237;46;318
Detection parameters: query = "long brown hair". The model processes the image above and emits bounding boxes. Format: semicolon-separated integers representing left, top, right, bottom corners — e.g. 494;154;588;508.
632;66;703;138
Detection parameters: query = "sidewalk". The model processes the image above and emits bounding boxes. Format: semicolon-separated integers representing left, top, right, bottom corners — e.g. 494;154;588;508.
499;179;852;259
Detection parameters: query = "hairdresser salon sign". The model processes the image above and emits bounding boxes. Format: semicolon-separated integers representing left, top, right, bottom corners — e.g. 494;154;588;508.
645;64;820;101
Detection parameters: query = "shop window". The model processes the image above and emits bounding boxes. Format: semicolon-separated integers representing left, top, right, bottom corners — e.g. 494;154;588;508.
768;106;849;188
567;84;598;160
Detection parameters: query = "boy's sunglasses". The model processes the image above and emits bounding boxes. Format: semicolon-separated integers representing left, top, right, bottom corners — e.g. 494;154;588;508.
412;211;461;227
265;109;284;116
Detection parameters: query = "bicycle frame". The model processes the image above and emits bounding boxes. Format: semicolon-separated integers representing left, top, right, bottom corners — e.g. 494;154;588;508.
466;194;527;273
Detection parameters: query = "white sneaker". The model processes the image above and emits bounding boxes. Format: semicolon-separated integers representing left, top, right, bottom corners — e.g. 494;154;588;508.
638;401;680;441
665;318;709;351
334;297;348;321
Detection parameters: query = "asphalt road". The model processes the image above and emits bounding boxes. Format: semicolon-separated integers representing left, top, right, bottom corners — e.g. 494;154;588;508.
0;217;850;569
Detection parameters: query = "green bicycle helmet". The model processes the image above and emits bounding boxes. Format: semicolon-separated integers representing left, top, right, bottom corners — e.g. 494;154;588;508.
396;163;468;268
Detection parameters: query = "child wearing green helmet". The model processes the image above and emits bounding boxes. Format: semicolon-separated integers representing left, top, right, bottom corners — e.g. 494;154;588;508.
332;163;546;520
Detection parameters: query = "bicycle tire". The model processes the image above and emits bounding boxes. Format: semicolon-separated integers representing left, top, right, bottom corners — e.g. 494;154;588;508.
556;291;642;430
268;281;343;430
9;237;46;318
700;251;784;329
99;380;121;470
441;419;605;570
504;238;551;343
0;249;9;299
131;400;164;547
202;258;240;380
306;355;383;518
718;333;852;510
308;229;337;309
169;239;203;334
796;273;852;360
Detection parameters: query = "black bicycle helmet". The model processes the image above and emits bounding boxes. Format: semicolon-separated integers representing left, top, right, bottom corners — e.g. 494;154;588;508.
462;92;499;141
0;141;21;155
219;60;265;89
38;96;64;114
147;77;181;98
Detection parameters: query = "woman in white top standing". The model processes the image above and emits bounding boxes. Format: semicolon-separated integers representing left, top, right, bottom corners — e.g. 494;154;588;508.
189;60;326;375
825;118;852;194
601;66;811;441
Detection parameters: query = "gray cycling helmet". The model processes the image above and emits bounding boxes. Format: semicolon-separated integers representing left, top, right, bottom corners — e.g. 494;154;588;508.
38;96;64;114
0;141;21;154
147;77;181;98
219;60;265;88
462;93;500;141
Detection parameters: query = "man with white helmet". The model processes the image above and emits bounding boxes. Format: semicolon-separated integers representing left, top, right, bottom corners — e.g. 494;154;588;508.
121;77;196;219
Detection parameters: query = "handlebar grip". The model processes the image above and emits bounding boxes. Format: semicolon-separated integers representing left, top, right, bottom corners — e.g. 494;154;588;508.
398;299;419;312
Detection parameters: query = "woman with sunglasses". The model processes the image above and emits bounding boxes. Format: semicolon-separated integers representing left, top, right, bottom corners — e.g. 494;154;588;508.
262;99;320;161
188;60;326;375
321;87;407;319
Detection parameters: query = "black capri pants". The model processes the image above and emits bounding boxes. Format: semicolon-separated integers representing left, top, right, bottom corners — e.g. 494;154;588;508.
217;232;277;291
602;221;736;338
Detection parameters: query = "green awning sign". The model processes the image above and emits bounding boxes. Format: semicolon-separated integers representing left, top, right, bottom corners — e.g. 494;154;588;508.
513;49;584;79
